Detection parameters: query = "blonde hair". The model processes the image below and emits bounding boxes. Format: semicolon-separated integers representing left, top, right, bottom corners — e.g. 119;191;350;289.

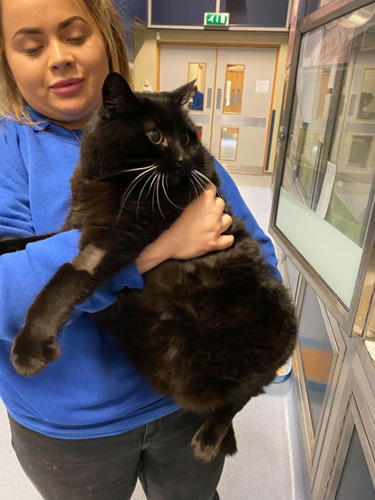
0;0;131;124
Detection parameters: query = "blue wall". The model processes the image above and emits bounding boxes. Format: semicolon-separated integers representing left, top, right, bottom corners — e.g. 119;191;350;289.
151;0;217;26
149;0;289;27
135;0;148;22
220;0;289;27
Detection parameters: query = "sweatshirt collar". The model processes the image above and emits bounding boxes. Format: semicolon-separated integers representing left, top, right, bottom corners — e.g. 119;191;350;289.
26;107;51;132
26;106;83;140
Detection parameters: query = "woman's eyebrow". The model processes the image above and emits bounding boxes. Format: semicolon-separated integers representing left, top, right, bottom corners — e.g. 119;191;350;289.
12;16;88;40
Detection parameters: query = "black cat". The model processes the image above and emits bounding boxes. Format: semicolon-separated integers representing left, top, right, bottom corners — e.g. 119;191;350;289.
1;73;297;463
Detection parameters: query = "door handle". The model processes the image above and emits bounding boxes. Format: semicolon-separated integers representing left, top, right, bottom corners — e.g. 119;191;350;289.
206;88;212;109
216;89;222;109
236;90;240;106
230;90;235;106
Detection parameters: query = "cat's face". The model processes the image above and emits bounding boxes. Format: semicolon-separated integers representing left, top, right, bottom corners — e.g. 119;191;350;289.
80;73;215;196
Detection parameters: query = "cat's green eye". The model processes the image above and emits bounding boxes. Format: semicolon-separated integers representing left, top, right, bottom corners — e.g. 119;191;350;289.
182;132;190;145
148;128;163;145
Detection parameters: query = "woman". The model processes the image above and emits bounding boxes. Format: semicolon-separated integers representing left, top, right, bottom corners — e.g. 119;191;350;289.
0;0;281;499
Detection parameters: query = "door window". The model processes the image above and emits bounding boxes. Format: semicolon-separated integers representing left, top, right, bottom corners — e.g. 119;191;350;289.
223;64;245;114
188;62;206;111
219;127;239;160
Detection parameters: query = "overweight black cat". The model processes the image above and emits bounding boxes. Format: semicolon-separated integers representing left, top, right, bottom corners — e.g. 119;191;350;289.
2;73;297;463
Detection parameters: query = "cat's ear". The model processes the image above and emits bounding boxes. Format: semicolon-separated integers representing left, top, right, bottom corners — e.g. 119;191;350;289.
170;80;197;107
102;72;140;117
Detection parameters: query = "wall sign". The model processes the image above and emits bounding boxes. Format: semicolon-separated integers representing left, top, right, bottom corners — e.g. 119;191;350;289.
204;12;230;26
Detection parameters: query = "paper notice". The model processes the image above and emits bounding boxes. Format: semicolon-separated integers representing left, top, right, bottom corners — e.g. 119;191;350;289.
255;80;270;93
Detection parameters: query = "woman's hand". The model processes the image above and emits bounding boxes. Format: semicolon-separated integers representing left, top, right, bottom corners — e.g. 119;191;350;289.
135;185;233;274
166;184;233;259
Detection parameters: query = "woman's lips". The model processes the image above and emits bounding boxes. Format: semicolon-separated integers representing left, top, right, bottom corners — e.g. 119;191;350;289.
50;79;85;95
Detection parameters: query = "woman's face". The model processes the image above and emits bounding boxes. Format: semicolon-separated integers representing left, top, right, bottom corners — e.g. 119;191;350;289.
2;0;110;128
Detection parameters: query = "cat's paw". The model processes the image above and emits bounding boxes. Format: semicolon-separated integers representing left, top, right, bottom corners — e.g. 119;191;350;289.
11;329;60;377
191;429;222;463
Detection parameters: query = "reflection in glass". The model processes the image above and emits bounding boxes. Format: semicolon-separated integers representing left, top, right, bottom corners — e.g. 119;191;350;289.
223;64;245;114
299;283;334;434
348;136;373;168
357;68;375;120
275;3;375;306
316;68;331;119
188;63;206;111
219;127;239;161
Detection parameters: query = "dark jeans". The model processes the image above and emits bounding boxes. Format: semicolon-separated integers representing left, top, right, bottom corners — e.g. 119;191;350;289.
8;409;224;500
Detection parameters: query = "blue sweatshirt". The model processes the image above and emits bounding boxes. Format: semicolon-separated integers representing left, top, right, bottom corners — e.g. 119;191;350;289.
0;111;281;439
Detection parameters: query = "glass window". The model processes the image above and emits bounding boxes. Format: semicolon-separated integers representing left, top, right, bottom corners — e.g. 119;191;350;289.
195;125;203;142
335;427;375;500
219;127;239;160
275;4;375;307
188;62;206;111
223;64;245;114
298;283;334;434
347;135;373;168
357;68;375;120
319;0;334;7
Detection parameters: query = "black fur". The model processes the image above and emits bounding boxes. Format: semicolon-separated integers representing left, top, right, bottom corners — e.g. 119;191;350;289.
2;73;297;462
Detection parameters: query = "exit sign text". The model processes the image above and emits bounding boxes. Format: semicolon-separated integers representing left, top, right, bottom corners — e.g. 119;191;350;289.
204;12;230;26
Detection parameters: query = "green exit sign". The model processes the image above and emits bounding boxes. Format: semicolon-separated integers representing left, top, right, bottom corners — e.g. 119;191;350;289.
204;12;230;26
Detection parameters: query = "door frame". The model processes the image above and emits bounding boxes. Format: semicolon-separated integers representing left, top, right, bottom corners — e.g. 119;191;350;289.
157;41;281;174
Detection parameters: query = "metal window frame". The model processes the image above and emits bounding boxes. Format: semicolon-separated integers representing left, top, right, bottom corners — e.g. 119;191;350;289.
269;0;375;338
292;275;346;474
315;369;375;499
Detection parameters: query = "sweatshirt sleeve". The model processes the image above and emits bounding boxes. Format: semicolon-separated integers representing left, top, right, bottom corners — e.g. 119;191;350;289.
215;160;282;280
0;125;143;343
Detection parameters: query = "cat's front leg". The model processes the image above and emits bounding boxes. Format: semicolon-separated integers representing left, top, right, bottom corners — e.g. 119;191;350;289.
0;233;55;256
11;242;128;376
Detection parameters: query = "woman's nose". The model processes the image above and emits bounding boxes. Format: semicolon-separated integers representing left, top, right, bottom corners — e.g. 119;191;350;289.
49;41;75;70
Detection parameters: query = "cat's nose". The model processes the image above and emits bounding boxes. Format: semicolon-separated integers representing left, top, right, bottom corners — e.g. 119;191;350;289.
176;159;191;176
172;144;185;164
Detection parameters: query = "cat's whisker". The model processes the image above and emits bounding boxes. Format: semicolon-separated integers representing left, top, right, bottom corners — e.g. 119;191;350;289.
115;167;155;225
147;172;158;197
120;167;155;208
87;164;156;182
192;170;228;213
193;169;224;199
161;175;184;210
148;172;159;218
136;172;156;224
156;176;166;220
188;174;200;201
190;171;206;194
120;164;157;174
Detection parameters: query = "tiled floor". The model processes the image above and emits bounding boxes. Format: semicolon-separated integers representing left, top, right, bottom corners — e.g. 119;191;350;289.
0;173;312;500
